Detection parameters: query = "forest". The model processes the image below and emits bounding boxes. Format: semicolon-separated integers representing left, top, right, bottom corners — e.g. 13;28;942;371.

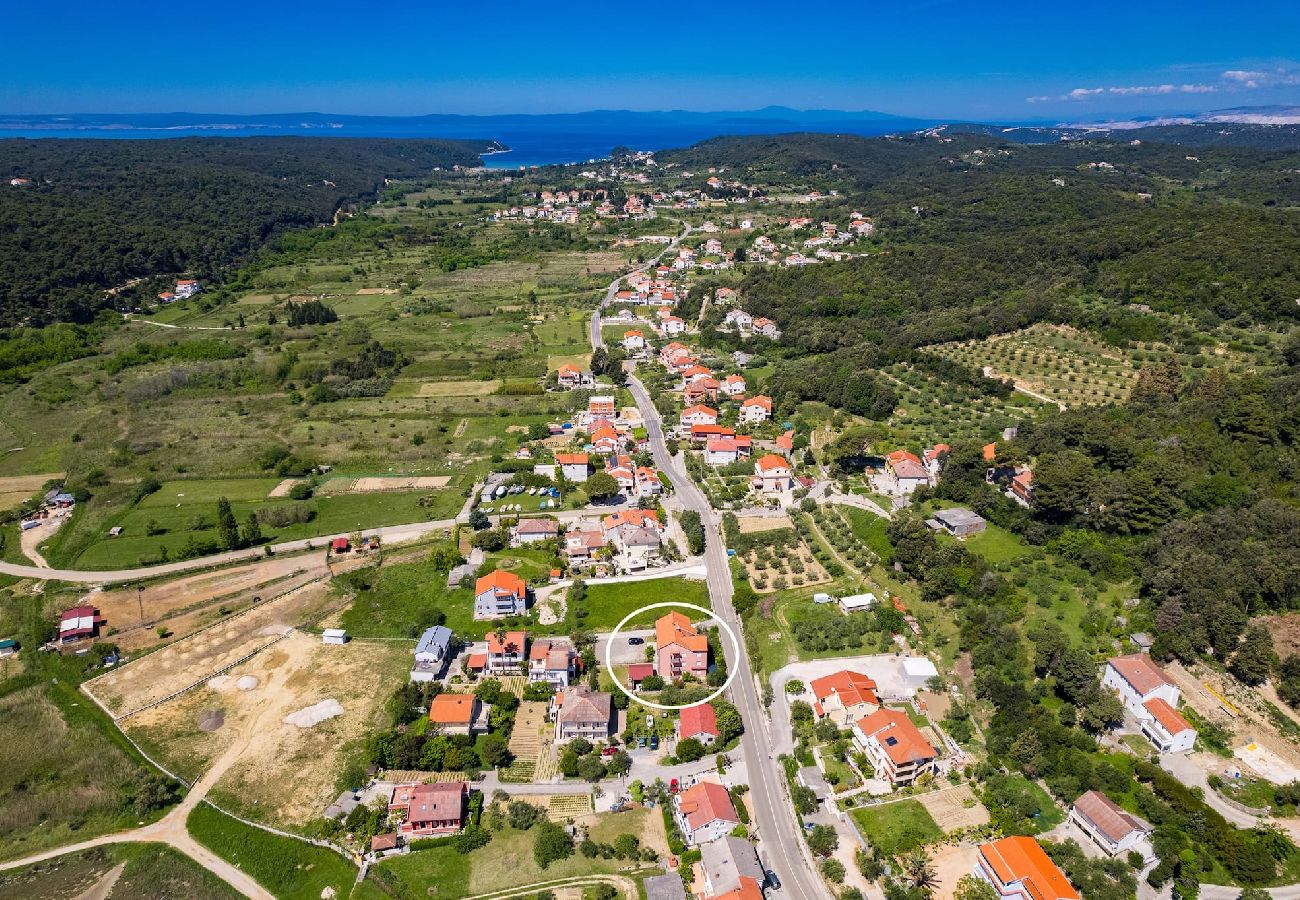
0;137;493;325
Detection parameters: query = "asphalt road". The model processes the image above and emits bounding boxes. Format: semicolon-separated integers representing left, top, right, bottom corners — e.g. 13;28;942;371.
589;221;691;352
626;372;829;900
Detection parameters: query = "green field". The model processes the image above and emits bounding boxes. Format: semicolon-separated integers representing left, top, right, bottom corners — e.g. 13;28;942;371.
849;799;943;856
0;843;242;900
186;803;365;900
41;478;465;569
583;576;712;629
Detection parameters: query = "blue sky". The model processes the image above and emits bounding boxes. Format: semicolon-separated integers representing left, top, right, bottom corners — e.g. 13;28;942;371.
3;0;1298;121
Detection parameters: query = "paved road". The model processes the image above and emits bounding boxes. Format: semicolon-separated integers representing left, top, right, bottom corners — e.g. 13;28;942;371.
626;372;829;900
589;222;691;351
0;517;459;585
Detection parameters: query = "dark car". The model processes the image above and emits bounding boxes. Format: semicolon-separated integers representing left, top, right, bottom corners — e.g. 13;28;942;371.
627;637;645;645
649;735;659;750
765;871;782;891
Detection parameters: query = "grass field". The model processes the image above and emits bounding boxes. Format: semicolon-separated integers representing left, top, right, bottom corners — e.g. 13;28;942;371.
849;799;944;856
0;843;242;900
960;522;1034;564
583;576;712;630
43;478;464;569
0;679;167;862
187;802;365;900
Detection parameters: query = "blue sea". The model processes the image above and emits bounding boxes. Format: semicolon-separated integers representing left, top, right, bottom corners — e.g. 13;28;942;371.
0;110;940;168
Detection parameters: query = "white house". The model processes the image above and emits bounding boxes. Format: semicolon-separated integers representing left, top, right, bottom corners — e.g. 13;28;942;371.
322;628;349;645
674;780;740;846
900;656;939;690
556;453;590;483
1141;698;1197;753
720;374;746;398
753;454;792;494
528;640;577;687
1102;654;1181;719
738;395;772;424
1070;791;1153;859
622;330;646;352
513;517;559;545
411;625;453;682
681;405;719;428
661;316;686;336
852;708;938;786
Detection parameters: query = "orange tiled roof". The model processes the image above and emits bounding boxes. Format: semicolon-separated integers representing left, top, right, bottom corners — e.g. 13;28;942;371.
855;708;935;765
756;454;788;472
714;876;764;900
555;452;589;465
679;703;719;739
811;670;880;709
1144;697;1193;735
741;395;772;410
476;570;526;601
428;693;475;725
656;611;708;653
1107;654;1174;696
486;629;527;655
979;836;1079;900
677;781;738;831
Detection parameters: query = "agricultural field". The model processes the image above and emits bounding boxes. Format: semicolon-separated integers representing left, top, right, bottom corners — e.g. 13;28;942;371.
926;322;1274;410
878;361;1040;444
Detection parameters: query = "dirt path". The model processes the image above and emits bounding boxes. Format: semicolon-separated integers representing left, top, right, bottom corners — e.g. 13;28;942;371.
466;874;640;900
72;862;125;900
981;366;1066;410
18;514;65;567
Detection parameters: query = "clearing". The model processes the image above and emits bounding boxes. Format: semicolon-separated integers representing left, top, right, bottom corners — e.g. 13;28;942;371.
317;475;451;493
736;514;793;534
917;784;990;831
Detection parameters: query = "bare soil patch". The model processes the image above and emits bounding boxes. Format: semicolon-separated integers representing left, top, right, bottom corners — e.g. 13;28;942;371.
267;478;307;498
86;579;337;716
317;476;450;494
736;515;793;534
929;844;981;899
417;380;501;397
919;784;989;831
0;473;63;494
355;288;398;295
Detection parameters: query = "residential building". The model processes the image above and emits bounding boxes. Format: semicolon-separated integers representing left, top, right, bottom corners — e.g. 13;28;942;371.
644;874;690;900
900;656;939;689
174;279;201;299
428;693;485;736
738;395;772;424
884;450;931;496
705;438;745;466
528;639;577;687
1142;697;1197;753
486;630;528;674
775;429;795;457
623;329;646;352
721;374;746;397
556;364;583;389
675;780;740;846
684;378;720;405
553;686;613;742
1102;654;1181;719
852;708;938;786
974;836;1079;900
661;315;686;336
699;836;764;898
682;405;719;428
513;517;559;545
926;507;987;537
556;452;591;483
588;396;616;418
753;454;792;494
474;570;528;620
655;611;709;680
1070;790;1152;858
679;703;720;745
59;606;102;643
1010;468;1035;506
923;444;950;478
411;625;453;682
393;782;467;838
810;671;880;726
564;528;606;567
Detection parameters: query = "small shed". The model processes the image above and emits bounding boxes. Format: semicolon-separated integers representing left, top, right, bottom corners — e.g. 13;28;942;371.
322;629;349;645
330;537;350;554
900;655;939;689
370;833;400;854
839;593;877;613
627;663;654;688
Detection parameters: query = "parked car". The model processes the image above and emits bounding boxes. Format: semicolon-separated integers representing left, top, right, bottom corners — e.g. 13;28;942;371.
637;737;647;748
627;637;645;645
649;736;659;750
669;778;679;794
765;871;782;891
601;746;619;757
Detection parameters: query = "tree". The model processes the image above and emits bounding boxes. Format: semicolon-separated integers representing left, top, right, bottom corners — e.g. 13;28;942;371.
533;820;574;868
612;833;640;859
676;737;707;762
507;800;546;830
714;701;743;743
577;755;607;782
216;496;240;550
902;849;938;894
821;858;846;883
680;510;705;555
807;824;838;857
953;874;998;900
584;471;621;502
477;732;511;768
791;784;820;815
469;507;491;530
240;512;262;547
606;750;632;777
429;543;464;571
1231;623;1276;686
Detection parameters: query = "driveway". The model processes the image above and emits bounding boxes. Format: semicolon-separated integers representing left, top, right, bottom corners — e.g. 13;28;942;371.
1160;752;1262;828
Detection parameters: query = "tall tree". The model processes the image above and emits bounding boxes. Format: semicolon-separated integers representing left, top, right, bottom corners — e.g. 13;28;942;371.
216;497;240;550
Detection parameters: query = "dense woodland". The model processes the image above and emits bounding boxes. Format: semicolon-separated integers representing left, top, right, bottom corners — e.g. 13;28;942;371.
0;137;491;324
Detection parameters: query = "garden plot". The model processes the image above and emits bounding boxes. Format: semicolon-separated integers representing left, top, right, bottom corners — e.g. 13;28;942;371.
736;514;793;533
317;475;451;494
918;784;990;831
878;362;1036;442
730;527;831;593
85;579;338;716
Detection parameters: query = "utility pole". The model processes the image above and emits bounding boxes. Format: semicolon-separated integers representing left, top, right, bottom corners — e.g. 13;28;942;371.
136;584;145;624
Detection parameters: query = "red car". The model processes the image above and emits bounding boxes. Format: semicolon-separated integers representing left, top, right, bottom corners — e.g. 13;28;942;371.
669;778;679;794
601;746;619;757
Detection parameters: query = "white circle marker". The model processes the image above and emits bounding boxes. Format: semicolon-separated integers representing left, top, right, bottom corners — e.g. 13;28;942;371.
603;601;740;711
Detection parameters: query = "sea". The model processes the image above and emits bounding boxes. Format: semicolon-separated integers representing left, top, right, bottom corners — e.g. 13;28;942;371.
0;110;941;168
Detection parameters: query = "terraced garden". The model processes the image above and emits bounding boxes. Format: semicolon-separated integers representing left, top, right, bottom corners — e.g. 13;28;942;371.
877;362;1039;443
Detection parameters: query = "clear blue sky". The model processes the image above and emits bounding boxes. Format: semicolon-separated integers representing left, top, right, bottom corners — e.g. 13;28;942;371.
3;0;1298;121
